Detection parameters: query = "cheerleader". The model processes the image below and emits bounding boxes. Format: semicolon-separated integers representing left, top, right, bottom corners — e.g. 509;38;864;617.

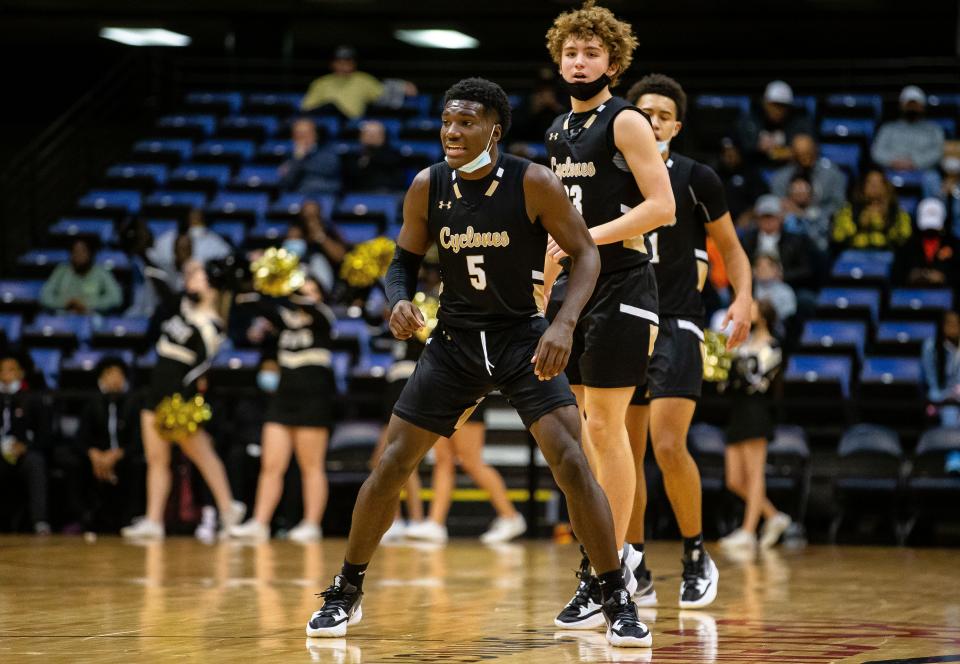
121;260;245;539
228;277;336;543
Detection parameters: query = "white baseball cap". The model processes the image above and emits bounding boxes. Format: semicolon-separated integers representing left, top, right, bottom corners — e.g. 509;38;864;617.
916;197;946;231
764;80;794;105
899;85;926;106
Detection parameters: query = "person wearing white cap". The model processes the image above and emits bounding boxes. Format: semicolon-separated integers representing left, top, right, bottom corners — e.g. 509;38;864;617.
740;194;816;292
893;196;959;287
735;80;813;167
872;85;945;196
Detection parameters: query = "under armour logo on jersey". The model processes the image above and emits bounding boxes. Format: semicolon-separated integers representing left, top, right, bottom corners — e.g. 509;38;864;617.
548;132;559;140
438;201;452;209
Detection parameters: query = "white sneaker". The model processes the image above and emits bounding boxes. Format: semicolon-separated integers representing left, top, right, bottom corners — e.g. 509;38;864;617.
218;501;247;537
381;519;408;542
480;513;527;544
121;517;165;540
229;518;270;542
759;512;792;549
719;528;757;551
405;520;448;543
288;521;322;543
195;506;218;543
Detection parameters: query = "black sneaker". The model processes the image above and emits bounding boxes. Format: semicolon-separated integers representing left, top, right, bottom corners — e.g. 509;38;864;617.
679;548;718;609
306;575;363;637
622;544;657;607
554;548;604;630
602;588;652;648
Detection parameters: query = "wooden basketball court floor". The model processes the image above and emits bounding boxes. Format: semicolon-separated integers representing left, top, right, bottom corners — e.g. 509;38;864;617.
0;536;958;663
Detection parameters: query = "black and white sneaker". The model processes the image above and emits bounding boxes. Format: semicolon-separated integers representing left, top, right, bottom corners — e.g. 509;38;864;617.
554;549;605;630
602;588;653;648
306;575;363;638
622;544;657;607
679;548;718;609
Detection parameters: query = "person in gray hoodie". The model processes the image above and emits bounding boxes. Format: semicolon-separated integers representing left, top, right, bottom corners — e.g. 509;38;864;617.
871;85;944;197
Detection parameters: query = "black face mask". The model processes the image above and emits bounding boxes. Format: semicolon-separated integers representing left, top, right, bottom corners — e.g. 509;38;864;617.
561;73;611;102
184;291;201;304
73;260;92;275
903;109;923;122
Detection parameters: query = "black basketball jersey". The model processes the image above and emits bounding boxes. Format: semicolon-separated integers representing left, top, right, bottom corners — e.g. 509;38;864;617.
151;301;224;395
545;96;651;274
427;153;548;330
651;152;724;321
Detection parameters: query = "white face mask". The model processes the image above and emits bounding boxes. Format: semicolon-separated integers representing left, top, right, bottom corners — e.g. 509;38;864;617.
942;156;960;175
656;139;671;155
448;125;498;173
0;380;22;395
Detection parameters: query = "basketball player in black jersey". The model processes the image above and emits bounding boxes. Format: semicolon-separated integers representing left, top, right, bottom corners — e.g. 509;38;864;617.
542;3;676;629
622;74;753;608
306;78;652;648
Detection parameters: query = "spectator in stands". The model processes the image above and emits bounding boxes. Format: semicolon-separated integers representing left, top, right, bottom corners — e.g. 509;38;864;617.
894;198;959;288
282;221;336;295
278;118;341;195
509;66;567;158
939;140;960;237
342;120;405;192
771;134;847;221
871;85;945;197
300;45;385;120
741;194;816;292
716;137;767;227
736;80;813;167
148;209;232;280
0;354;50;535
76;357;142;532
781;174;833;253
922;310;960;427
832;168;912;251
300;200;348;269
753;254;797;323
39;238;122;314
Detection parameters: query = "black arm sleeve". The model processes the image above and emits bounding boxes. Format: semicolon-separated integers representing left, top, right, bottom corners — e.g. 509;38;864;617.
690;163;730;223
385;246;424;310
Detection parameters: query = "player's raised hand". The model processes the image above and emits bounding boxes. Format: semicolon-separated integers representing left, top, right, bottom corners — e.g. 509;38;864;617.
532;321;574;380
722;295;752;350
389;301;425;340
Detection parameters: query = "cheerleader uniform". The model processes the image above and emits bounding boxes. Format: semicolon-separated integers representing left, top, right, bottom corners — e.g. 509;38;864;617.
723;339;782;444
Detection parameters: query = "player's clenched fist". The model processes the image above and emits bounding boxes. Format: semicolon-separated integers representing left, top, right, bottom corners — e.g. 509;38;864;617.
389;301;425;340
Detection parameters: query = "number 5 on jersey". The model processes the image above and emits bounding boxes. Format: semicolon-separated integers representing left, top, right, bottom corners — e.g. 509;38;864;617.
467;255;487;290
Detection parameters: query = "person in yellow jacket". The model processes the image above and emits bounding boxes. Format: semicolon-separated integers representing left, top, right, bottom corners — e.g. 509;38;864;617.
301;46;384;120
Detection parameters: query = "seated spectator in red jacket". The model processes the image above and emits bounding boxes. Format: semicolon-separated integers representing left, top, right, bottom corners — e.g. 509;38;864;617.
894;197;959;289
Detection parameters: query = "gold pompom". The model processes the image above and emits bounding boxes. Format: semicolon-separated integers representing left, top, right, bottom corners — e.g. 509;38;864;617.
412;291;440;344
339;237;396;288
251;248;306;297
154;393;213;442
703;330;732;382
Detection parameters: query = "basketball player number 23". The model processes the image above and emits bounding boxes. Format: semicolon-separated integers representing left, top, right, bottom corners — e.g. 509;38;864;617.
564;184;583;213
467;255;487;290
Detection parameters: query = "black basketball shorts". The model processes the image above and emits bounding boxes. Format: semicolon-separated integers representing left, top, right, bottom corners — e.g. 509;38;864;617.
631;316;705;405
547;263;659;389
393;317;577;438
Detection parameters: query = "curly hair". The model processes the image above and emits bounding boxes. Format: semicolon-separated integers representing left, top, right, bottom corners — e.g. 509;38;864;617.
443;77;512;137
626;73;687;122
545;0;638;87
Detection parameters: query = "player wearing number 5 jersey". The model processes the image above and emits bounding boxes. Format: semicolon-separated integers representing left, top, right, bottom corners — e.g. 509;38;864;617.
307;77;653;648
541;2;675;631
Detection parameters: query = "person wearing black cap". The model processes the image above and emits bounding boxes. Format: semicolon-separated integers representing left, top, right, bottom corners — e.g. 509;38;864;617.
301;45;385;120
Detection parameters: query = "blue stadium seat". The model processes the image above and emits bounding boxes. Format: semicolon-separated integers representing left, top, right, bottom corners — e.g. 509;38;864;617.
369;93;433;119
23;314;91;349
899;195;920;217
194;139;255;166
96;250;131;272
269;193;336;221
792;95;817;120
784;354;852;398
132;138;193;165
800;320;866;358
860;356;922;390
332;140;362;155
207;191;269;223
219;115;280;141
885;169;926;194
927;93;960;113
17;249;70;276
401;117;442;140
146;219;178;238
0;280;44;311
819;118;876;142
397;140;443;163
889;288;954;320
257;139;292;163
874;320;936;355
156;114;217;139
144;190;208;215
824;93;883;120
308;116;343;141
90;316;149;349
342;118;403;142
169;163;232;194
208;221;246;247
105;163;169;190
338;223;380;245
245;92;303;115
930;117;956;139
60;349;136;388
331;351;353;394
246;221;290;248
28;348;61;388
232;165;281;191
48;218;115;247
694;94;751;115
819;143;861;178
0;313;23;344
830;249;893;284
330;317;372;361
337;193;402;225
136;349;158;370
78;190;141;215
212;348;262;369
815;287;880;323
185;91;243;115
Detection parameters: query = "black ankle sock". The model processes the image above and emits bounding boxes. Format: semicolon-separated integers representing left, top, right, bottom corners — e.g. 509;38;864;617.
682;533;704;558
630;542;644;554
341;560;368;590
597;568;626;602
